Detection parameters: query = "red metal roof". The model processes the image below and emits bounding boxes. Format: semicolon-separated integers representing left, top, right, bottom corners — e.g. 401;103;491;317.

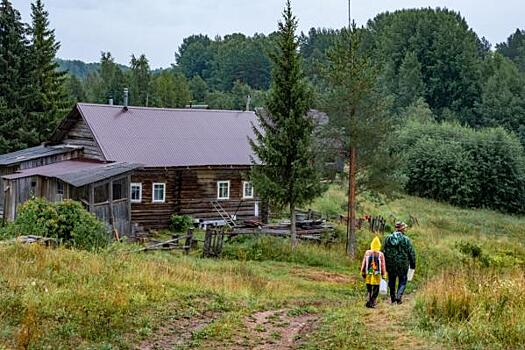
76;103;258;167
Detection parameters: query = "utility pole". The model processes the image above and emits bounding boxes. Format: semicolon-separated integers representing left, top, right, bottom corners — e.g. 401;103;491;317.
348;0;351;28
346;0;358;258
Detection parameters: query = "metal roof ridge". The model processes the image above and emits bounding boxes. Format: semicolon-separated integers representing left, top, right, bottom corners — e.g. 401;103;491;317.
77;102;253;114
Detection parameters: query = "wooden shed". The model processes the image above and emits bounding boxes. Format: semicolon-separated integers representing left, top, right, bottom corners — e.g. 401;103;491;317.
2;160;141;236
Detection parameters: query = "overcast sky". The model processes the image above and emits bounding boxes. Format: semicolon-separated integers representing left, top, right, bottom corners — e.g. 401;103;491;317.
11;0;525;68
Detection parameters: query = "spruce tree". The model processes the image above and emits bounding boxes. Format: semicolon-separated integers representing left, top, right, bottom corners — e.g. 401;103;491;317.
129;54;151;106
0;0;30;152
27;0;67;144
250;0;322;247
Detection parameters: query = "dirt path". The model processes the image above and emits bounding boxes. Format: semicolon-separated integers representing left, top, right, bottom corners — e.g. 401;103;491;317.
207;309;319;350
136;311;217;350
362;294;443;350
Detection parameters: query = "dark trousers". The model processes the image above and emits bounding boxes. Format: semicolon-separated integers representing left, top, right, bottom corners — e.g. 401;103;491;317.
366;284;379;305
388;270;408;302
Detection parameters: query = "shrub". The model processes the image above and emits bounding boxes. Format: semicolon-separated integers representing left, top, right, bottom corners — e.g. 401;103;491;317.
10;198;110;250
397;120;525;213
170;214;194;233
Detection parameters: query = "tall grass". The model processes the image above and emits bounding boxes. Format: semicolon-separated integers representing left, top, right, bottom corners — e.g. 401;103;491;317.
0;243;326;348
416;269;525;349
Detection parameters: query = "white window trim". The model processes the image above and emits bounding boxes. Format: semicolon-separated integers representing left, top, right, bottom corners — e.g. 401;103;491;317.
152;183;166;203
130;183;142;203
243;181;254;199
217;181;230;200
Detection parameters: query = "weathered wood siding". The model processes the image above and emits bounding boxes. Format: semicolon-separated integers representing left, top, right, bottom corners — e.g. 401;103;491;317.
18;150;83;170
0;166;17;214
131;166;258;230
62;117;105;161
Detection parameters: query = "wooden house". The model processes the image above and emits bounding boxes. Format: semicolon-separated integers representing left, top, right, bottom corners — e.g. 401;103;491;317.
0;103;261;234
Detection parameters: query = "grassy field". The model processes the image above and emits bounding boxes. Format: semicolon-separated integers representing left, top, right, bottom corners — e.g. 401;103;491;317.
1;187;524;349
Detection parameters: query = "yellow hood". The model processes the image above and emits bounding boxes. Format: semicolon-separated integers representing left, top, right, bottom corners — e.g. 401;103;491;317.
370;236;382;251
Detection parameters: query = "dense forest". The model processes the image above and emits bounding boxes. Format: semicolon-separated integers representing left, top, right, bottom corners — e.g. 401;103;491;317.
1;0;525;212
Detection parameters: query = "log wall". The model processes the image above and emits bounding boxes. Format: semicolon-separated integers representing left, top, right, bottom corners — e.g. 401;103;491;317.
131;166;258;230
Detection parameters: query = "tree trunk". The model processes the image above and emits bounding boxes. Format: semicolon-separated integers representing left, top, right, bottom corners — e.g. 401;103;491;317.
346;146;357;258
291;204;298;249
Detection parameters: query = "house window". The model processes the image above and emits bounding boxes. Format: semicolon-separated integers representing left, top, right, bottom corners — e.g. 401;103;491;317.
243;181;254;199
217;181;230;200
152;183;166;203
130;183;142;203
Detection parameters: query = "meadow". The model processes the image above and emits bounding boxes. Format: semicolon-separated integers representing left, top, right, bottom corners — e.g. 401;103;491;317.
1;187;524;349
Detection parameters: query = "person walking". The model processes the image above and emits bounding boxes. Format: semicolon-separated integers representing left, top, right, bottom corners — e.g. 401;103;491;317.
360;236;387;308
382;222;416;304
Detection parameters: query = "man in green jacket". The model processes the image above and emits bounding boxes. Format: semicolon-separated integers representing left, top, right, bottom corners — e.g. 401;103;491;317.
382;222;416;304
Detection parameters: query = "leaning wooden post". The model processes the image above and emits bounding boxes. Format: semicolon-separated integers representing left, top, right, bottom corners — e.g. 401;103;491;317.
184;228;193;255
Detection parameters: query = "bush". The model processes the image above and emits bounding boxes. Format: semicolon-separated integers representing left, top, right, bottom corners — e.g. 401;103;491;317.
170;214;194;233
10;198;110;250
397;120;525;213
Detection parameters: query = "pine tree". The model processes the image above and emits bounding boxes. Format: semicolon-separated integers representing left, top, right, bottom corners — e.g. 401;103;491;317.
27;0;67;144
129;54;151;106
250;0;322;248
397;51;425;108
0;0;30;152
323;26;394;257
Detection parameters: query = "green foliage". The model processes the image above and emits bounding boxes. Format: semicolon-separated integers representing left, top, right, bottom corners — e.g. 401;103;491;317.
169;214;193;233
250;1;322;220
367;8;483;122
398;120;525;213
321;26;398;195
129;54;151;106
9;198;110;250
222;235;348;270
150;70;191;108
475;53;525;145
496;28;525;72
26;0;68;144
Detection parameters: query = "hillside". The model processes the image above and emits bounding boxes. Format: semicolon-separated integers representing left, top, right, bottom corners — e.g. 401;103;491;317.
56;58;129;79
0;192;524;349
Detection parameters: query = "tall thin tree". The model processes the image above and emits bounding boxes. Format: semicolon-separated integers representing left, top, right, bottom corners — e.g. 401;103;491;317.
0;0;30;152
27;0;67;143
323;26;393;257
250;0;322;247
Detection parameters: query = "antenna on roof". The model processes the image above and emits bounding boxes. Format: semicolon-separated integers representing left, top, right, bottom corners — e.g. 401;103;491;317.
123;88;129;111
245;95;252;111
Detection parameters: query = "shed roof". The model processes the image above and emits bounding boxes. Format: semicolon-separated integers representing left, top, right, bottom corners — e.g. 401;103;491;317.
3;160;141;187
72;103;258;167
0;145;81;166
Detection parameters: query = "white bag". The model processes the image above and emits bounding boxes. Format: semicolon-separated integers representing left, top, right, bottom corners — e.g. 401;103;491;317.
407;268;415;282
379;278;388;295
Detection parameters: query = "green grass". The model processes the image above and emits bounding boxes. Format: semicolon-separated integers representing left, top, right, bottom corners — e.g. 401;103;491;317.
1;187;524;349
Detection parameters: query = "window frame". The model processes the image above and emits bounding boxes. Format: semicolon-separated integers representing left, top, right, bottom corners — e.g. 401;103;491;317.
242;181;254;199
217;180;230;200
152;182;166;203
130;182;142;203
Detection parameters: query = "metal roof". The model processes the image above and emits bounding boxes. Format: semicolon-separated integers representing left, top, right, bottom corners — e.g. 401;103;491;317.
3;160;141;187
75;103;258;167
0;145;81;166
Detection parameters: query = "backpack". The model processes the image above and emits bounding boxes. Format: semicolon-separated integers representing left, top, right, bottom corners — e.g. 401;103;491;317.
367;253;382;276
